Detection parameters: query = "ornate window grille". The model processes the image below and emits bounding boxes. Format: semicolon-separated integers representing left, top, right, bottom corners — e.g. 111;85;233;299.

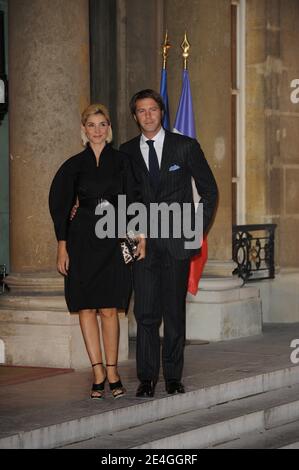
232;224;277;282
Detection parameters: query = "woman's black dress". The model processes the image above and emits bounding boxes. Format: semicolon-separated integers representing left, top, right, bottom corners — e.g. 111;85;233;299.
49;144;138;312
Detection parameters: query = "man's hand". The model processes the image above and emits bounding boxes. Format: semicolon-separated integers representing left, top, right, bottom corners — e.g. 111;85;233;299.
70;204;78;221
135;235;146;261
57;241;69;275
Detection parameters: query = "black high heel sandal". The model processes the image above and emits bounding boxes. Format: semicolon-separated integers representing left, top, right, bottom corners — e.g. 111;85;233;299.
106;364;126;399
90;362;106;400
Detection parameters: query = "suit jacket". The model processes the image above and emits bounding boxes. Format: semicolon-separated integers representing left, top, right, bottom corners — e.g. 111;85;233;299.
119;130;218;260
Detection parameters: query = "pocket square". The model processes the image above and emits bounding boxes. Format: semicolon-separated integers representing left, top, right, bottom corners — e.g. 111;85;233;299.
169;164;181;172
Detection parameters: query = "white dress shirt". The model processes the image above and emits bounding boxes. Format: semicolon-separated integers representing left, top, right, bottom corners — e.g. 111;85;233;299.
140;127;165;169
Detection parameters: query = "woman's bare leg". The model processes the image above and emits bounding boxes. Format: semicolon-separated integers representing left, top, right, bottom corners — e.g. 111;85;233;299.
100;308;120;383
79;309;105;396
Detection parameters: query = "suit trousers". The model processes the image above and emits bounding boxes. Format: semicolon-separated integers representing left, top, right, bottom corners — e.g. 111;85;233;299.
133;239;190;383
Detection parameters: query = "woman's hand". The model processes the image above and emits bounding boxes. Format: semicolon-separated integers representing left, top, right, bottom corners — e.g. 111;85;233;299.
135;235;146;261
57;241;69;275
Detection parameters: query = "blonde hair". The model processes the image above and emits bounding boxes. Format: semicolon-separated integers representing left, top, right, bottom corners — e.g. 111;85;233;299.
81;103;113;145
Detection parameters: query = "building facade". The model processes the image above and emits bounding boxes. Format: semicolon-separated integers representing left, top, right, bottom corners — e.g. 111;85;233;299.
0;0;298;367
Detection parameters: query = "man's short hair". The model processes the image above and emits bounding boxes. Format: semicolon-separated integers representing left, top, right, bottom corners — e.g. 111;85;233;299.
129;89;165;116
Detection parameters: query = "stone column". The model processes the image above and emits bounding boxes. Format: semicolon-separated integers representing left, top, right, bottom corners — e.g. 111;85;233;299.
8;0;90;275
0;0;128;367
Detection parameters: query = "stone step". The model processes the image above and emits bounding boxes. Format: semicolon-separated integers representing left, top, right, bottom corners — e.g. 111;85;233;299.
213;420;299;449
61;383;299;449
1;365;298;449
280;440;299;449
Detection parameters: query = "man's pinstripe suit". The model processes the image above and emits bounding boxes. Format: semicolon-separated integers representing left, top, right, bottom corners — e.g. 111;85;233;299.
120;129;218;386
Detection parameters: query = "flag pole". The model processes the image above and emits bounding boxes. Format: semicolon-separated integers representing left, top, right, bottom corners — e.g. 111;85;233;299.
162;30;171;69
181;31;190;70
160;30;171;130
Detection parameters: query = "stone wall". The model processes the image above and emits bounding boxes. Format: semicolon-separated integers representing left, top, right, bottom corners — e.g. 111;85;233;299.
246;0;299;267
164;0;232;261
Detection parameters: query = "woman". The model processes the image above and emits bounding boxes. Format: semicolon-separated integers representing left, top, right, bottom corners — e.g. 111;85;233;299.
49;104;145;399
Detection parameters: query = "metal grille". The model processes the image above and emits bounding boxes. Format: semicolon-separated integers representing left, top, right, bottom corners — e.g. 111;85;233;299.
232;224;277;282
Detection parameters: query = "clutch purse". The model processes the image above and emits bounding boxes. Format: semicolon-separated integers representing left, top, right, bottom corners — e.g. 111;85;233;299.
120;231;139;264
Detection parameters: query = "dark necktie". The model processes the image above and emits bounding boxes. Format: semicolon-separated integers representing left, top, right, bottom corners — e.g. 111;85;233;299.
146;140;160;190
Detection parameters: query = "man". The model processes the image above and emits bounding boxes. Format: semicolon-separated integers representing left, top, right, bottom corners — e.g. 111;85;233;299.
120;89;218;397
